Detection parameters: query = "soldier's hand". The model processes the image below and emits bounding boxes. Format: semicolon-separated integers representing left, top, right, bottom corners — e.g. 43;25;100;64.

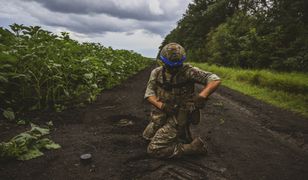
193;95;208;109
161;103;177;115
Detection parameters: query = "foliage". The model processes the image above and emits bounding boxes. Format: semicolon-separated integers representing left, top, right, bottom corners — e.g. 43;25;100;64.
0;123;60;160
161;0;308;72
192;62;308;116
206;12;261;68
2;108;15;121
0;24;151;118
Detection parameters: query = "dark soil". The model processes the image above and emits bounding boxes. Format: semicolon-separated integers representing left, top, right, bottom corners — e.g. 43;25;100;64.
1;66;308;180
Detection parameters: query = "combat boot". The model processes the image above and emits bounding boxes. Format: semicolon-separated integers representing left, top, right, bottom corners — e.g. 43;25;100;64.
182;137;207;155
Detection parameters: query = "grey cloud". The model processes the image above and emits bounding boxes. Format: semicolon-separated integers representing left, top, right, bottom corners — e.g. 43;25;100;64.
42;15;132;34
125;32;135;36
141;22;173;36
23;1;174;36
5;0;191;36
26;0;180;21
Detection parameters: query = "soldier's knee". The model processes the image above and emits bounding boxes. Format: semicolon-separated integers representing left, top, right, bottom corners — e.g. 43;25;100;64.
147;144;158;156
142;122;159;140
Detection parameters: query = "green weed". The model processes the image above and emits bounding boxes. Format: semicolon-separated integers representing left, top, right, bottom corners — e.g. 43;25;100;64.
192;63;308;117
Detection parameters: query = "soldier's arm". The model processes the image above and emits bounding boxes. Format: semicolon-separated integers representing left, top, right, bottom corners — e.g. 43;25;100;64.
188;66;221;98
147;96;163;109
199;80;221;99
144;68;163;109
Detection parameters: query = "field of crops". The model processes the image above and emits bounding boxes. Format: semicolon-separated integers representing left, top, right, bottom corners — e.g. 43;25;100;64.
0;24;151;120
192;63;308;117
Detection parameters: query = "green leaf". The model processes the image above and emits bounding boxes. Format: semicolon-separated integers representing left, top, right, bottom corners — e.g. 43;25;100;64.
45;143;61;149
36;138;61;150
3;109;15;121
63;89;70;97
53;63;61;67
11;74;27;79
30;123;50;136
46;121;53;127
17;120;26;125
81;58;89;63
0;75;8;83
17;147;44;160
84;73;93;79
0;64;13;69
91;83;98;88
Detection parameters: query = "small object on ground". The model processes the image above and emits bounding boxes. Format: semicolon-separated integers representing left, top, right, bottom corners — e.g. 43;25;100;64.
116;119;134;127
80;153;92;165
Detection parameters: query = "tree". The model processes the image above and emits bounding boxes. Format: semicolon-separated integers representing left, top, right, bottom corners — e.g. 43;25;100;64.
161;0;308;71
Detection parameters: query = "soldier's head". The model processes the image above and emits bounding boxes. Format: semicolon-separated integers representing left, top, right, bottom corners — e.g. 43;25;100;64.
158;42;186;73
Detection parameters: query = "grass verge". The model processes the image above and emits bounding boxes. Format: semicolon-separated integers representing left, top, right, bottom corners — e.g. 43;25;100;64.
191;63;308;117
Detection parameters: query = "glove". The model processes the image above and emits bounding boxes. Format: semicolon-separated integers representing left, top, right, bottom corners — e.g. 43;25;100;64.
193;95;208;109
161;103;177;115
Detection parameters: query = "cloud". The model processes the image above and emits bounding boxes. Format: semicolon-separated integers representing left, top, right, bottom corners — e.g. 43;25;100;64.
26;0;186;21
15;0;178;36
66;30;163;58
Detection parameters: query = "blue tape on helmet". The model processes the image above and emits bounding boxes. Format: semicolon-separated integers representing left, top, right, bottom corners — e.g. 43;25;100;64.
160;55;186;67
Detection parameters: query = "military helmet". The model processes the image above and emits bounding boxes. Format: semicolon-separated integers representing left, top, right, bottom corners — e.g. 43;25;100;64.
159;42;186;67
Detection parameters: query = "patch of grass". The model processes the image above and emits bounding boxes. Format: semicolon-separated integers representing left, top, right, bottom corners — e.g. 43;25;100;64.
191;63;308;117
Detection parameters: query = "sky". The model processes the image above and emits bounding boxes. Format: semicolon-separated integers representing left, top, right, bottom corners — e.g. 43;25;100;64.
0;0;192;58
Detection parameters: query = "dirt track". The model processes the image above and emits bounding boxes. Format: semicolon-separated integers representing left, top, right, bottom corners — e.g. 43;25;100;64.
1;66;308;180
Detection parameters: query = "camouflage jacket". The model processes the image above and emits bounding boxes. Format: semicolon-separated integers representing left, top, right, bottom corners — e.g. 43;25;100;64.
144;64;220;104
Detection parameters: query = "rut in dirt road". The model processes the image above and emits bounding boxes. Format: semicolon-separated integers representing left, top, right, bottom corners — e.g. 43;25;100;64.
0;66;307;180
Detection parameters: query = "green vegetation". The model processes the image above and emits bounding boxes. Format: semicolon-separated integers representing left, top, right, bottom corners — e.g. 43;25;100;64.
0;24;151;119
0;123;60;160
192;63;308;117
162;0;308;72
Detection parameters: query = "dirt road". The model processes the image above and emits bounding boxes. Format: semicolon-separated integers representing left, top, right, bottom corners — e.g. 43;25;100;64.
1;66;308;180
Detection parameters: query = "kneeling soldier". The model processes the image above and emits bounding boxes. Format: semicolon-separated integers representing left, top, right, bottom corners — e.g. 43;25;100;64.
143;43;221;158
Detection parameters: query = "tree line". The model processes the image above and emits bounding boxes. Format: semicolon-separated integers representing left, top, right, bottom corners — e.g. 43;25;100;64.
161;0;308;72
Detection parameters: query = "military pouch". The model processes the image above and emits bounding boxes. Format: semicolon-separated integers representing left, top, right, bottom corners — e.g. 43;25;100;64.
190;109;201;125
176;108;189;127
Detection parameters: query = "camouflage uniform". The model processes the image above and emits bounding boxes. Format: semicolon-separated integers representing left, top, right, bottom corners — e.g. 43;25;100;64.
143;64;220;158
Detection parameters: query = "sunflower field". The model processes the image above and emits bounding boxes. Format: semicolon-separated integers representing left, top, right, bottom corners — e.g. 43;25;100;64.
0;24;151;120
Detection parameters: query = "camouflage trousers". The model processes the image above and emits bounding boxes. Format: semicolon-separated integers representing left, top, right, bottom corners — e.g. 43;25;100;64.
143;109;193;158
